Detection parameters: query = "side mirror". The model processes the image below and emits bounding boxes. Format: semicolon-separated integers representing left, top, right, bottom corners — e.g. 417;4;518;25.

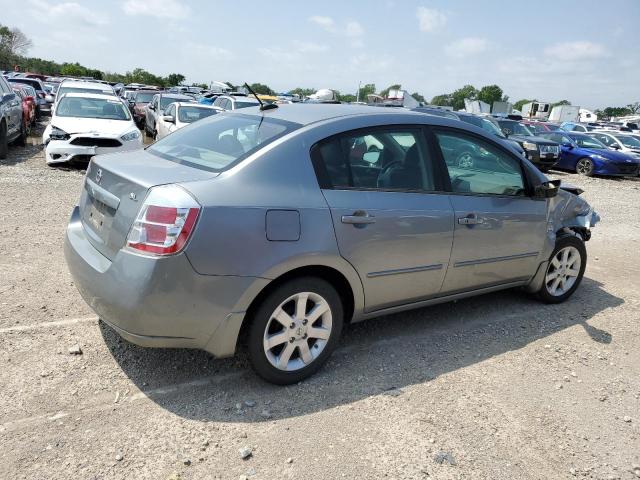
562;142;574;149
534;179;560;199
45;94;54;102
610;144;620;150
149;104;155;110
162;115;175;123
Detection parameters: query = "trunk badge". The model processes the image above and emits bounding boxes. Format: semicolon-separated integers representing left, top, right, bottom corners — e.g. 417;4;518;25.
95;168;103;184
129;193;137;201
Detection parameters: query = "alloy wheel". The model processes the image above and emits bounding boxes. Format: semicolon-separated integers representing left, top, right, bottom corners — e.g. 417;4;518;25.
263;291;333;371
457;151;474;168
545;246;582;296
576;158;593;176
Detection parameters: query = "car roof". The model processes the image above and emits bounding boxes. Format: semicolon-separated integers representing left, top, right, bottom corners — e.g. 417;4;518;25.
59;92;124;100
59;80;114;89
236;103;434;127
159;93;193;99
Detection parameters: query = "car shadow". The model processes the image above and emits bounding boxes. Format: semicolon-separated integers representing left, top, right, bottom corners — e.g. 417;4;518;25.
100;276;621;422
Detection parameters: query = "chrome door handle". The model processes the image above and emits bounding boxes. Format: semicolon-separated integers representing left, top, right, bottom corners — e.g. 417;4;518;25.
458;215;484;225
342;211;376;225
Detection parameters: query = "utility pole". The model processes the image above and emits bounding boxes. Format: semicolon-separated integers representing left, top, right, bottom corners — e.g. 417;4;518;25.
356;81;361;103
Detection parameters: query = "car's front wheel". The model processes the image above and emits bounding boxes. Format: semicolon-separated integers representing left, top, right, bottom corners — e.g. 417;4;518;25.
247;277;343;385
576;157;594;176
536;235;587;304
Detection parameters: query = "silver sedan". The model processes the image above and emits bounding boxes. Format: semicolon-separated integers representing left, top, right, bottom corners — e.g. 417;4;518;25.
65;104;599;384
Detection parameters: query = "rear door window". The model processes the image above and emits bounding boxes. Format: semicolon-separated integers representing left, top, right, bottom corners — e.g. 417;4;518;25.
312;127;437;192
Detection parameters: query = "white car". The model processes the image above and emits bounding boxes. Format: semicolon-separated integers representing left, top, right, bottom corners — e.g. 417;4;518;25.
54;80;116;105
588;131;640;160
211;94;260;111
43;93;143;165
155;102;220;140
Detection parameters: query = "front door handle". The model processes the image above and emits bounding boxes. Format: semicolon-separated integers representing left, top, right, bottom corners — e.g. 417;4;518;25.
342;210;376;225
458;214;484;225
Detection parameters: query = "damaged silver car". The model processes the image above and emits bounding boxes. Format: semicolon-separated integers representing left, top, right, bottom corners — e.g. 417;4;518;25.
65;104;599;384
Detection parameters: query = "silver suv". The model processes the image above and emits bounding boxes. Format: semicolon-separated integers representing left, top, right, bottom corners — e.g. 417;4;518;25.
65;105;599;384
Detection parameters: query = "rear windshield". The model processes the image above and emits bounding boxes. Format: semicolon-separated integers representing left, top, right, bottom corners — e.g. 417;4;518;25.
235;101;260;109
148;113;300;172
135;92;155;103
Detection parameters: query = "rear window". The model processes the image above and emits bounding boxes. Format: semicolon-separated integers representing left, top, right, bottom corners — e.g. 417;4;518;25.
178;106;218;123
148;113;300;172
59;86;115;97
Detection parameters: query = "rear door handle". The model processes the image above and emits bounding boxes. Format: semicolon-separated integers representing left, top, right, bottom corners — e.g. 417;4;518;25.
342;211;376;225
458;214;484;225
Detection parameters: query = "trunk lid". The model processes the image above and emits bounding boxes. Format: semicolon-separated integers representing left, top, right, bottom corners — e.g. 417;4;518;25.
79;149;217;260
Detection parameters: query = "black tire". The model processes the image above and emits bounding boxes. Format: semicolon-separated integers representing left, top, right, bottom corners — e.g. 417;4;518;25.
536;235;587;304
575;157;594;176
15;122;27;147
0;121;7;159
247;277;344;385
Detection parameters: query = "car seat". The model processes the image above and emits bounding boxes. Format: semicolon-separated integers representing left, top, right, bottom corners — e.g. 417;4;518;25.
377;144;423;190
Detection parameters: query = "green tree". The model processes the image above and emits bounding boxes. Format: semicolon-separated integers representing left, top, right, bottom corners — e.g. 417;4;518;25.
477;84;505;106
0;25;32;69
379;84;401;98
60;62;88;77
288;87;316;98
551;99;571;108
600;106;632;119
338;93;357;102
513;99;534;111
357;83;376;102
627;102;640;114
430;93;454;107
451;84;478;110
411;92;426;104
165;73;185;86
191;82;208;90
249;83;274;95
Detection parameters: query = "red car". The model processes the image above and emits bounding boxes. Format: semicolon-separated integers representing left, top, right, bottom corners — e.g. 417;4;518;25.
12;85;36;137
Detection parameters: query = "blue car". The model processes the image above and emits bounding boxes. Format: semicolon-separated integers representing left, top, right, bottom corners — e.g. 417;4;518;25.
539;131;640;176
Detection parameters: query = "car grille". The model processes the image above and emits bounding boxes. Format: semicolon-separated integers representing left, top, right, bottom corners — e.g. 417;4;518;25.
539;145;559;155
70;137;122;148
613;163;639;175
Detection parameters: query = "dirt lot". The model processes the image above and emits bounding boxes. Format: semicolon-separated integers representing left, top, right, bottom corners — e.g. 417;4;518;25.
1;125;639;480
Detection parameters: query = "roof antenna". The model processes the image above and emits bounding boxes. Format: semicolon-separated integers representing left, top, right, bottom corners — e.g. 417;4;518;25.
244;83;278;111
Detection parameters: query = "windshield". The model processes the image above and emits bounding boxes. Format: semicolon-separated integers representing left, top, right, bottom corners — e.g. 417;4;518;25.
460;116;505;137
160;96;188;110
614;135;640;148
59;86;115;98
56;97;131;120
497;120;533;136
235;101;259;109
570;134;607;149
178;106;218;123
135;92;155;103
149;114;299;172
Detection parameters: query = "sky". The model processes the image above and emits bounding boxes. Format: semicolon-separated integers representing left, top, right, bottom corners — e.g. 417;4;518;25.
1;0;638;109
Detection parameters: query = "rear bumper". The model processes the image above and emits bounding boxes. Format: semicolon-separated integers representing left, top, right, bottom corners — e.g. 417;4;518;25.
64;206;268;357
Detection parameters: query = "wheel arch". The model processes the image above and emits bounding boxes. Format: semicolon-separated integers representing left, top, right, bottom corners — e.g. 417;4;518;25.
235;263;363;352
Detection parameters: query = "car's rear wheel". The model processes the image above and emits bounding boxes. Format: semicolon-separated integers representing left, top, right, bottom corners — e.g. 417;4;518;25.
247;277;343;385
576;157;594;176
536;235;586;304
0;121;7;159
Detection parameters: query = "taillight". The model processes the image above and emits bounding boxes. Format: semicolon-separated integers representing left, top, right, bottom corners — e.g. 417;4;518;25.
126;185;200;256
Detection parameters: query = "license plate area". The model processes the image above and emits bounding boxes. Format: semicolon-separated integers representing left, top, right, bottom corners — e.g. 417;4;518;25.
82;195;115;241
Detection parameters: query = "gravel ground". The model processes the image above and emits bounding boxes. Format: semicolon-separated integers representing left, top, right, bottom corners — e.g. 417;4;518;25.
1;126;639;480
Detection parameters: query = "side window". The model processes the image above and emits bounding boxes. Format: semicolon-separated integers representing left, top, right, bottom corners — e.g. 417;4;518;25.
153;96;159;108
312;128;436;191
165;104;175;116
596;135;612;146
434;130;526;196
224;99;232;110
0;77;10;93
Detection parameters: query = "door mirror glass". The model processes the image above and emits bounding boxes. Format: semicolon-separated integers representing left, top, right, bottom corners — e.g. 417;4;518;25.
534;179;560;198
